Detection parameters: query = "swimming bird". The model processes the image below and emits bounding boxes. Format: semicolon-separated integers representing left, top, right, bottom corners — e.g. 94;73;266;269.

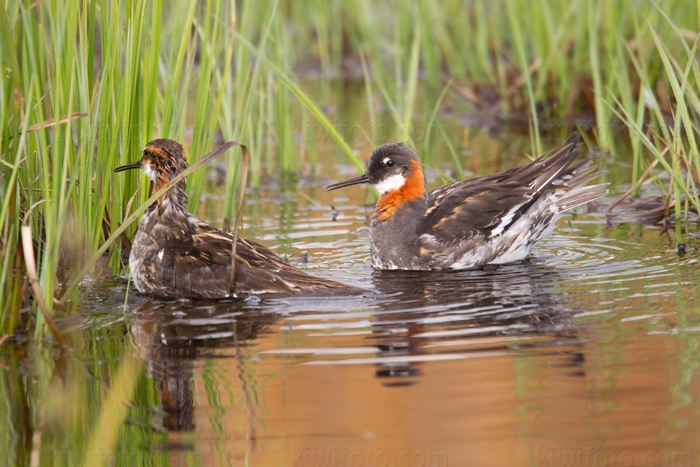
116;139;355;299
326;132;607;270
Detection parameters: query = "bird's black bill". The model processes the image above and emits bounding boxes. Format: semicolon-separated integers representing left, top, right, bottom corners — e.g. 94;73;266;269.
325;173;370;191
114;161;142;173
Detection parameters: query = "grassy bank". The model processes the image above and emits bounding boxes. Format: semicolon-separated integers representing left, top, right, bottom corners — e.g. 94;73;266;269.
2;0;700;337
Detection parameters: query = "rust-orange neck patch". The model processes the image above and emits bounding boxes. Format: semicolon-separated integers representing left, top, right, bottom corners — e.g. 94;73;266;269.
375;160;426;221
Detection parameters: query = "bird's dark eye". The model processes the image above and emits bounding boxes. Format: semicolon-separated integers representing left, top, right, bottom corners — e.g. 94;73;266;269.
386;159;394;167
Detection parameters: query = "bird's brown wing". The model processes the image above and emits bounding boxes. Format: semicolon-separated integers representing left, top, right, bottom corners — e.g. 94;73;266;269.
158;213;353;296
419;133;582;244
149;212;236;298
419;181;534;244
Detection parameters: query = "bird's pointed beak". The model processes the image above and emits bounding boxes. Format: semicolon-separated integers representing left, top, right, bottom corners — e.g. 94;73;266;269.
325;173;370;191
114;161;142;173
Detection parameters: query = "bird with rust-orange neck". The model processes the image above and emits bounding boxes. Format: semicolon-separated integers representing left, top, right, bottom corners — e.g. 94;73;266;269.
116;139;356;299
326;132;608;270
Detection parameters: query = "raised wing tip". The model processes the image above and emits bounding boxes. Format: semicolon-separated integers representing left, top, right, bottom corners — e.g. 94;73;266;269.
563;131;581;149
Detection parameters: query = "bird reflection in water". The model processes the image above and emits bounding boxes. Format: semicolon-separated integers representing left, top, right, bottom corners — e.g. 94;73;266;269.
368;261;587;387
130;261;590;438
132;300;278;436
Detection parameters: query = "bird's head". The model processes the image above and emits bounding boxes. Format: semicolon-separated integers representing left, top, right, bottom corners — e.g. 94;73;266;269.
115;139;189;208
326;142;425;197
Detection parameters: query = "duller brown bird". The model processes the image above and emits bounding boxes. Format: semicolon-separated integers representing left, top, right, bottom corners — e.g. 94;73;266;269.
116;139;356;299
326;132;608;270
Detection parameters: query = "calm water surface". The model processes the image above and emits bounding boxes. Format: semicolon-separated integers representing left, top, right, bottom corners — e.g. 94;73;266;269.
3;127;700;467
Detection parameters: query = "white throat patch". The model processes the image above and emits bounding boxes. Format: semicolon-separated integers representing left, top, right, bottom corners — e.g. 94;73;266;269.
142;162;157;181
372;173;406;195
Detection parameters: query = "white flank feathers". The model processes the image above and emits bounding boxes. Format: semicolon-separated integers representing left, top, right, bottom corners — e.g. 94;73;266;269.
488;205;522;238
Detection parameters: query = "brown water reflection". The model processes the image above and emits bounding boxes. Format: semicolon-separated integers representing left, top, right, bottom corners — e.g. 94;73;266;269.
127;230;700;466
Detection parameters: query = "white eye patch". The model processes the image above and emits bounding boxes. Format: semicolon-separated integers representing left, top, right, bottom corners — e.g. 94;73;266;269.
372;173;406;195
